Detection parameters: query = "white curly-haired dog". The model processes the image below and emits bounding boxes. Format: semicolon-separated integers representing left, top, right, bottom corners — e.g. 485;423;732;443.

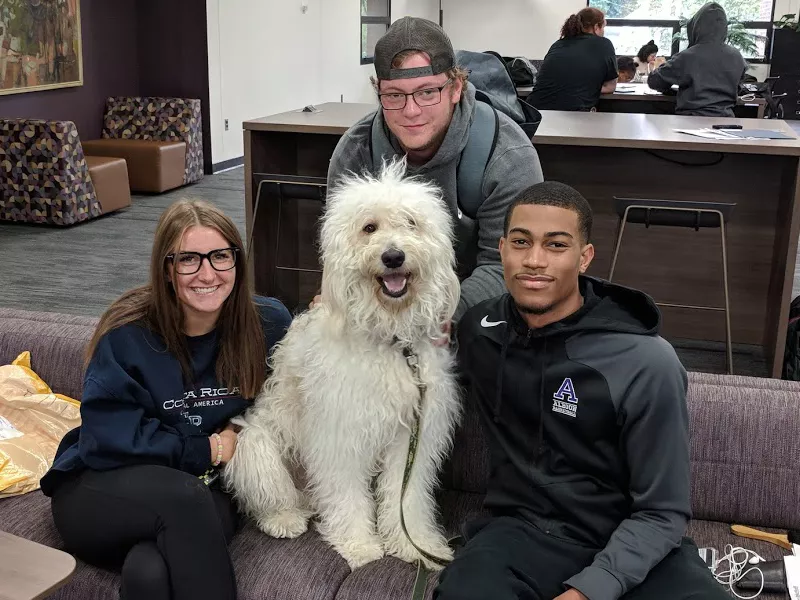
224;158;462;571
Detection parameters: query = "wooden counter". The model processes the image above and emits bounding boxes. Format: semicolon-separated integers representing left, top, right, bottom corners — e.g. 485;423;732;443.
244;102;800;377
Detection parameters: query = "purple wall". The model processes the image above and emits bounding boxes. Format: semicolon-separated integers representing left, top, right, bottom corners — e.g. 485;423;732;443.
0;0;213;173
0;0;140;140
137;0;212;173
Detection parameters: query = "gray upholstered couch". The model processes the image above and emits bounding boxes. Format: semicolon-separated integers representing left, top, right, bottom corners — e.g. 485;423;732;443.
1;307;798;600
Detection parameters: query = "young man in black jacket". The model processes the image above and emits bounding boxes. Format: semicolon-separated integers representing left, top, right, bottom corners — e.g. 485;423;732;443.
434;182;727;600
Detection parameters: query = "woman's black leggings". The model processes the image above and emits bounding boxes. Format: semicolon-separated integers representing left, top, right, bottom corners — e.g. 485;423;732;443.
51;464;239;600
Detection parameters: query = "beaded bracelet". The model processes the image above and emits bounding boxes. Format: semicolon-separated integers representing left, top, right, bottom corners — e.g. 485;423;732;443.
211;432;224;467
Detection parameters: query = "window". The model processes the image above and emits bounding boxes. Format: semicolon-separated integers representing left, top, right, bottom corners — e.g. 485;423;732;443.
361;0;391;65
588;0;775;62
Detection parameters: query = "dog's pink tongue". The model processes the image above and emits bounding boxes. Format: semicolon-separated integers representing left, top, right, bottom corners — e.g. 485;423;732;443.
382;274;407;293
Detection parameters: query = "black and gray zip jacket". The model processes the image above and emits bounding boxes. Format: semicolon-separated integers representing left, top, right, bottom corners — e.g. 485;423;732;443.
457;276;691;600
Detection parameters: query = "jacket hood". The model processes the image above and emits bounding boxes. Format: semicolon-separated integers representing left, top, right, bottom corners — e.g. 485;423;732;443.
505;276;661;341
688;2;728;46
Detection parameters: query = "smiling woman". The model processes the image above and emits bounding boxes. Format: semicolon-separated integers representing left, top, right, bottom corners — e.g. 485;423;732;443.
37;198;293;600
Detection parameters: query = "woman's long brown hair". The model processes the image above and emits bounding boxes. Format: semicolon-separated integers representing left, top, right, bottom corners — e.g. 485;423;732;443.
85;199;268;399
561;7;605;39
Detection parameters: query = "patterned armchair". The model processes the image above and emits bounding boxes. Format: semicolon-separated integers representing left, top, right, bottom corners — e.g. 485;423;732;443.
0;119;102;226
101;96;204;185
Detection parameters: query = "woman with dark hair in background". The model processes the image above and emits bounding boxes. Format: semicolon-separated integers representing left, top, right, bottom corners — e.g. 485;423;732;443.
635;40;660;79
527;7;618;111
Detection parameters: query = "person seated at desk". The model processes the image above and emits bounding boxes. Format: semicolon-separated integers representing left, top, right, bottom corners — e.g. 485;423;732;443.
647;2;746;117
526;8;618;111
635;40;659;79
617;57;637;83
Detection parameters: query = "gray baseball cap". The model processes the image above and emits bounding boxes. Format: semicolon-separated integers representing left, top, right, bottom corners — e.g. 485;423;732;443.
374;17;456;80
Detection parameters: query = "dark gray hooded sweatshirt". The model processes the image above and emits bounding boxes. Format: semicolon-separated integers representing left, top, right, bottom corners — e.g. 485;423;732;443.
648;2;747;117
326;83;544;321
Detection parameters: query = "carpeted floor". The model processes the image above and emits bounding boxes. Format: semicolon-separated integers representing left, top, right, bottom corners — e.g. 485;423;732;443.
1;163;799;377
0;169;246;319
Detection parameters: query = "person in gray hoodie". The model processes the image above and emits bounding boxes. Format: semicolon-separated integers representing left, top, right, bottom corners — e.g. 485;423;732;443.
648;2;747;117
325;17;544;324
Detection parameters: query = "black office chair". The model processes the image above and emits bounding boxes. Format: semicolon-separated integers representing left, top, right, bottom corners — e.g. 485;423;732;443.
608;198;737;374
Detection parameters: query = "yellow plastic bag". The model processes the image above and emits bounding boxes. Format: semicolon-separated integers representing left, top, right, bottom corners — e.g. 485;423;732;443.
0;352;81;497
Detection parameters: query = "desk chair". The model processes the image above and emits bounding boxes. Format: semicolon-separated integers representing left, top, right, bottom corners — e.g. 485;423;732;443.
608;198;736;374
250;174;327;310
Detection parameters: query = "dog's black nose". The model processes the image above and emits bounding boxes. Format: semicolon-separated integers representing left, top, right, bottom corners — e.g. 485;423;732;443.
381;249;405;269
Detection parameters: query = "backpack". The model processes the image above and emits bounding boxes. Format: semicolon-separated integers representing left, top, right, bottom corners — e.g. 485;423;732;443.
486;52;538;87
782;295;800;380
455;49;542;139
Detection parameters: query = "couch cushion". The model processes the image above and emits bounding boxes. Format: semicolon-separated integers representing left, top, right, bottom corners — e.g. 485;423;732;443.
85;156;131;215
688;371;800;391
335;491;486;600
688;383;800;529
231;523;350;600
1;490;351;600
0;309;96;401
101;96;203;185
83;138;186;193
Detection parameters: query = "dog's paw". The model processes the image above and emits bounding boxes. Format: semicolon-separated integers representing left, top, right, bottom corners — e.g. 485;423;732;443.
385;532;453;570
256;508;311;539
331;537;385;571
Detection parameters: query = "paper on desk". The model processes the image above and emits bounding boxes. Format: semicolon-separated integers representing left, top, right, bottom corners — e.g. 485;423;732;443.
674;128;740;140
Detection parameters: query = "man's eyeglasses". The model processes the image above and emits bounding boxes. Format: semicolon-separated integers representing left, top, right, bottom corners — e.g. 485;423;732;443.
166;247;239;275
378;79;454;110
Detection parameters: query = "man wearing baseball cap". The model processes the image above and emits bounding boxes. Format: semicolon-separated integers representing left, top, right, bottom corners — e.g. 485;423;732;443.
326;17;543;323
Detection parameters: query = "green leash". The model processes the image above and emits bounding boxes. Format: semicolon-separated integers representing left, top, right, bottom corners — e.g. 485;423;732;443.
400;347;454;600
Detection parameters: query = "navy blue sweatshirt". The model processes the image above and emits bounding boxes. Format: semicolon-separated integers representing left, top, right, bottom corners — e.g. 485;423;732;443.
40;297;291;496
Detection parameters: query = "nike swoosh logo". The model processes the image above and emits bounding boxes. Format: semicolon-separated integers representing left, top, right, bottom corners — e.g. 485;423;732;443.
481;316;507;328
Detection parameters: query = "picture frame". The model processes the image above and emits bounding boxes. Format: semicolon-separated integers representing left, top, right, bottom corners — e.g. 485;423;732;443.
0;0;83;96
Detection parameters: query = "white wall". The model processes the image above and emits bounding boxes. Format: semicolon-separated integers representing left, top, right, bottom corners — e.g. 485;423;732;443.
319;0;440;108
777;0;800;16
441;0;585;59
208;0;439;164
206;0;323;164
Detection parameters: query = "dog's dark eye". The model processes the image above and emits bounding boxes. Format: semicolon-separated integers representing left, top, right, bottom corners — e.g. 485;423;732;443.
407;217;417;228
363;223;377;234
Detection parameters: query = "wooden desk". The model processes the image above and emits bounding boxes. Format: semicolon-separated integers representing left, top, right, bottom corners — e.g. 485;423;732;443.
244;103;800;377
516;83;766;118
598;83;767;118
0;531;76;600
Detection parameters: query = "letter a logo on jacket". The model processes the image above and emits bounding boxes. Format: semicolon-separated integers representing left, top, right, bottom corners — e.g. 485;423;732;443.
554;378;578;403
552;378;579;418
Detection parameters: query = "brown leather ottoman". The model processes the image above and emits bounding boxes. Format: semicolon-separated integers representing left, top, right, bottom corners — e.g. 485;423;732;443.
81;139;186;193
85;156;131;215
